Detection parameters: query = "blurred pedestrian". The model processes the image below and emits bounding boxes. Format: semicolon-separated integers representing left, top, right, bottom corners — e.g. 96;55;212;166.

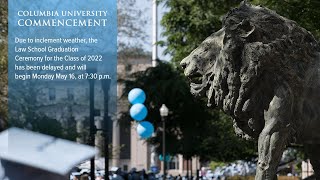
200;167;206;178
147;172;156;180
113;168;124;180
80;173;89;180
0;118;6;132
140;169;148;180
96;175;103;180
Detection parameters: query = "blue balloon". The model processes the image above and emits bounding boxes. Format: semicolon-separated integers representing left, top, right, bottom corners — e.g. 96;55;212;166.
137;121;154;139
128;88;146;104
130;103;148;121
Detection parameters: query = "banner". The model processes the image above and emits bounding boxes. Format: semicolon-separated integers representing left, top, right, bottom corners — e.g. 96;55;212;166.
8;0;117;140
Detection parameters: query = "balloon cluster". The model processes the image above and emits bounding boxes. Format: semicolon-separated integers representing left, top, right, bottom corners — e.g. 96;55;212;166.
128;88;154;139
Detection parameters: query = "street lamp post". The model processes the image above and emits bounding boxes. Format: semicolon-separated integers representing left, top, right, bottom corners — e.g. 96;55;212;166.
101;79;111;180
160;104;169;180
87;67;97;180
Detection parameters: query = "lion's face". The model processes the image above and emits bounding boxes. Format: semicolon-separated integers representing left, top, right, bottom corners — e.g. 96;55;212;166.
181;24;245;115
180;27;225;99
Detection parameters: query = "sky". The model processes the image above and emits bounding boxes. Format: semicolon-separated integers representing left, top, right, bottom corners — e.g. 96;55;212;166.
133;0;171;61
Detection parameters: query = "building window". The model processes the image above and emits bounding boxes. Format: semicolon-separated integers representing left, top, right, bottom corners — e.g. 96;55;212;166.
49;88;56;101
123;165;128;172
167;156;179;170
125;64;132;72
67;88;74;101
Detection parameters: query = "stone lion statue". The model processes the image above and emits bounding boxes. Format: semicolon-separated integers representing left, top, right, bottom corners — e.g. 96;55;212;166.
181;2;320;180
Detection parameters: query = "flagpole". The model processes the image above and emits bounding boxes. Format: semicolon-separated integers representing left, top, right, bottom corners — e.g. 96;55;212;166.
152;0;158;67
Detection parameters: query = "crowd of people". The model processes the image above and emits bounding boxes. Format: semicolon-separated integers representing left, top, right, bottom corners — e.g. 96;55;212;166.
71;167;199;180
71;168;157;180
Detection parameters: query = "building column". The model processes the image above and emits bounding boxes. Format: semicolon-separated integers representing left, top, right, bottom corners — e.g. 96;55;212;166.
150;145;158;168
95;117;104;158
192;156;199;176
178;155;184;175
112;118;120;167
76;117;85;144
130;123;149;171
302;159;314;179
150;132;158;171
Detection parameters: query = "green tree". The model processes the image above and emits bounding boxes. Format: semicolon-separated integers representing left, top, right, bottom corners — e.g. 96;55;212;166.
122;62;256;162
10;115;64;138
160;0;242;65
118;0;150;50
8;81;67;138
160;0;320;66
200;111;256;162
0;0;8;131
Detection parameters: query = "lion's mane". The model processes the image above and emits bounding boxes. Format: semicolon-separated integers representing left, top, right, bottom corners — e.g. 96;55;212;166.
205;2;319;140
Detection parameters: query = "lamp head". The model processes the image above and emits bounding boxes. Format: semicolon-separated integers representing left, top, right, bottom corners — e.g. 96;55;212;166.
160;104;169;117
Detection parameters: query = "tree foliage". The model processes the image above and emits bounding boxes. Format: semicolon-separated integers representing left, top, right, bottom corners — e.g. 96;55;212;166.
8;81;70;138
118;0;150;50
200;111;256;162
160;0;320;66
160;0;242;65
0;0;7;130
122;62;256;161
